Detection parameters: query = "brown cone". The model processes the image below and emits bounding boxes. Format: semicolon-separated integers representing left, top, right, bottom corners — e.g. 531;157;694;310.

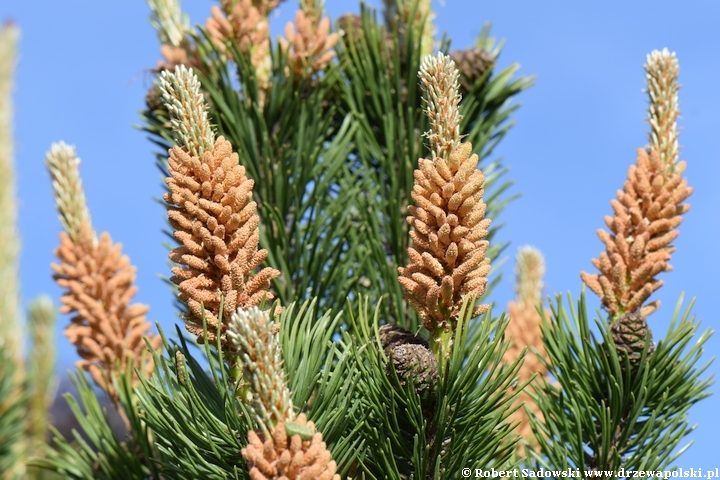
610;311;654;367
379;325;438;400
449;47;495;94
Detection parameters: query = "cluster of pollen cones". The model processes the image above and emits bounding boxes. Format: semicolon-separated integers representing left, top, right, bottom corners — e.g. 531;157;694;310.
398;141;492;332
165;136;280;348
43;12;696;476
581;148;691;318
52;222;162;401
280;10;339;78
242;414;340;480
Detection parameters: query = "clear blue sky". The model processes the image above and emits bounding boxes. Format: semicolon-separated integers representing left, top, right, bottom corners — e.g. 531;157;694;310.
2;0;718;470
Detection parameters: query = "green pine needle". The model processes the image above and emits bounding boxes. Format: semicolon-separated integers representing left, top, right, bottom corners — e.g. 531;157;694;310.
528;291;713;475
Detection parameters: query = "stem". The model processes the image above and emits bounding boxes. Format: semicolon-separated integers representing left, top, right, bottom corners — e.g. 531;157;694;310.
434;326;454;360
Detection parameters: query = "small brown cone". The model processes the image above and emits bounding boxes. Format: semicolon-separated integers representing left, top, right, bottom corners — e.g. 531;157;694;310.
450;47;495;94
609;311;654;368
379;325;438;400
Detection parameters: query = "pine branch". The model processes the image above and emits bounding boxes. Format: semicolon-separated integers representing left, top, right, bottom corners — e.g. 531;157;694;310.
336;7;529;332
276;299;363;477
227;305;340;479
335;5;434;330
33;367;162;479
160;65;281;351
178;32;363;321
345;296;521;478
142;5;529;337
398;53;494;358
134;327;250;479
582;49;690;321
437;306;522;475
530;292;713;476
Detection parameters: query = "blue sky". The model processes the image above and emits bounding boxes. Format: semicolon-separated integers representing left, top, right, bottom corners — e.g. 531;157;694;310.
2;0;718;470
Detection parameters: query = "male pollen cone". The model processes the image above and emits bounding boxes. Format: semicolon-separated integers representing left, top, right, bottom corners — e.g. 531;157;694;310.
581;148;692;318
398;141;491;331
164;136;280;348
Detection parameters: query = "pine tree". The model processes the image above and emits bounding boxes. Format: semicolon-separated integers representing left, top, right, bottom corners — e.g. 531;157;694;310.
0;2;712;479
